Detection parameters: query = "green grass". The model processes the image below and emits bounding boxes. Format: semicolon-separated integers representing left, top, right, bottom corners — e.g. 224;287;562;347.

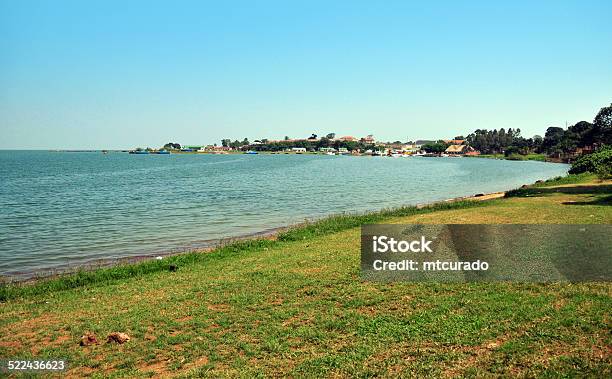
0;175;610;377
505;153;547;161
505;173;600;197
468;153;547;161
0;200;488;302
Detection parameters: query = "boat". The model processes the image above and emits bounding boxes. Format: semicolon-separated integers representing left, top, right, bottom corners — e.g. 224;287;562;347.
244;151;258;154
129;150;149;154
156;150;170;155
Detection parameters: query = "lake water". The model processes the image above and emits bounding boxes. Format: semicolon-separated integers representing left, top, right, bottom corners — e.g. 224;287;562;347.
0;151;568;278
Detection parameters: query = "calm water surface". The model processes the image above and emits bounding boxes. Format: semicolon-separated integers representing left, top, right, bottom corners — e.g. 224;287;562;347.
0;151;568;278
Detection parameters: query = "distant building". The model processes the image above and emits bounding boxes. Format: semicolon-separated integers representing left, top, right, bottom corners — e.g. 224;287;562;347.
292;147;306;153
445;145;479;155
319;147;336;153
445;145;466;154
206;145;233;151
570;145;596;157
404;144;421;153
361;135;375;143
338;136;357;142
387;142;410;150
443;139;465;145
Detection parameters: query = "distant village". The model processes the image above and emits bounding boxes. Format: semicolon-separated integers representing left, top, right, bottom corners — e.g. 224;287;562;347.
129;100;611;162
131;134;480;157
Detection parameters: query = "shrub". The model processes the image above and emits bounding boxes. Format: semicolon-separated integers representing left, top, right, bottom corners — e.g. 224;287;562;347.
568;145;612;175
595;163;612;180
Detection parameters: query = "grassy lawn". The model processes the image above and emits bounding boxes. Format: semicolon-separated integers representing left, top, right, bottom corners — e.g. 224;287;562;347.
468;153;547;161
0;176;610;377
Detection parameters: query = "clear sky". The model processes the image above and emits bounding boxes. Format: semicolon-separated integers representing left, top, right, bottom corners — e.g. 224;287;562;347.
1;0;611;149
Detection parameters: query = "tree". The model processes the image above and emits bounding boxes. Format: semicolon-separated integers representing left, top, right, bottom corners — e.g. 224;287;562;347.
422;142;447;153
326;133;336;139
569;121;595;147
284;136;290;141
242;138;250;145
317;137;331;149
557;131;578;154
593;103;612;145
533;135;543;153
542;127;565;154
221;139;231;147
163;142;181;150
308;134;318;140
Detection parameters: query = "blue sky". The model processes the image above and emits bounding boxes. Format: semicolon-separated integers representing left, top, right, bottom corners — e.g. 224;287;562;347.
1;0;611;149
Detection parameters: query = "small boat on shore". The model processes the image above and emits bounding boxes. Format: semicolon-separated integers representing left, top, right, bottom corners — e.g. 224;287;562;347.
244;151;258;154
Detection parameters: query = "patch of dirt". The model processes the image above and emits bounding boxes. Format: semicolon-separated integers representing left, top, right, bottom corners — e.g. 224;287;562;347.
282;314;313;327
5;313;60;333
443;315;552;377
269;297;284;305
553;298;567;310
138;359;170;375
65;365;97;378
207;303;230;312
0;340;23;349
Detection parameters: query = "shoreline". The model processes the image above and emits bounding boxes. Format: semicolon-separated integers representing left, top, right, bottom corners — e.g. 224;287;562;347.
1;181;519;284
1;173;609;376
2;149;569;161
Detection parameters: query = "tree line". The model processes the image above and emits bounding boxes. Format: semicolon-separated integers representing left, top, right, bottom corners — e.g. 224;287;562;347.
465;103;611;157
214;103;611;157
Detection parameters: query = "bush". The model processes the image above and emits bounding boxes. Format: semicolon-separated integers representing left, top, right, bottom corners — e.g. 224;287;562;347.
568;145;612;175
595;163;612;180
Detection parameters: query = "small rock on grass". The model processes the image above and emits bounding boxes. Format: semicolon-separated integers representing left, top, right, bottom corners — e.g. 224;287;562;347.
80;332;98;346
107;332;130;344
